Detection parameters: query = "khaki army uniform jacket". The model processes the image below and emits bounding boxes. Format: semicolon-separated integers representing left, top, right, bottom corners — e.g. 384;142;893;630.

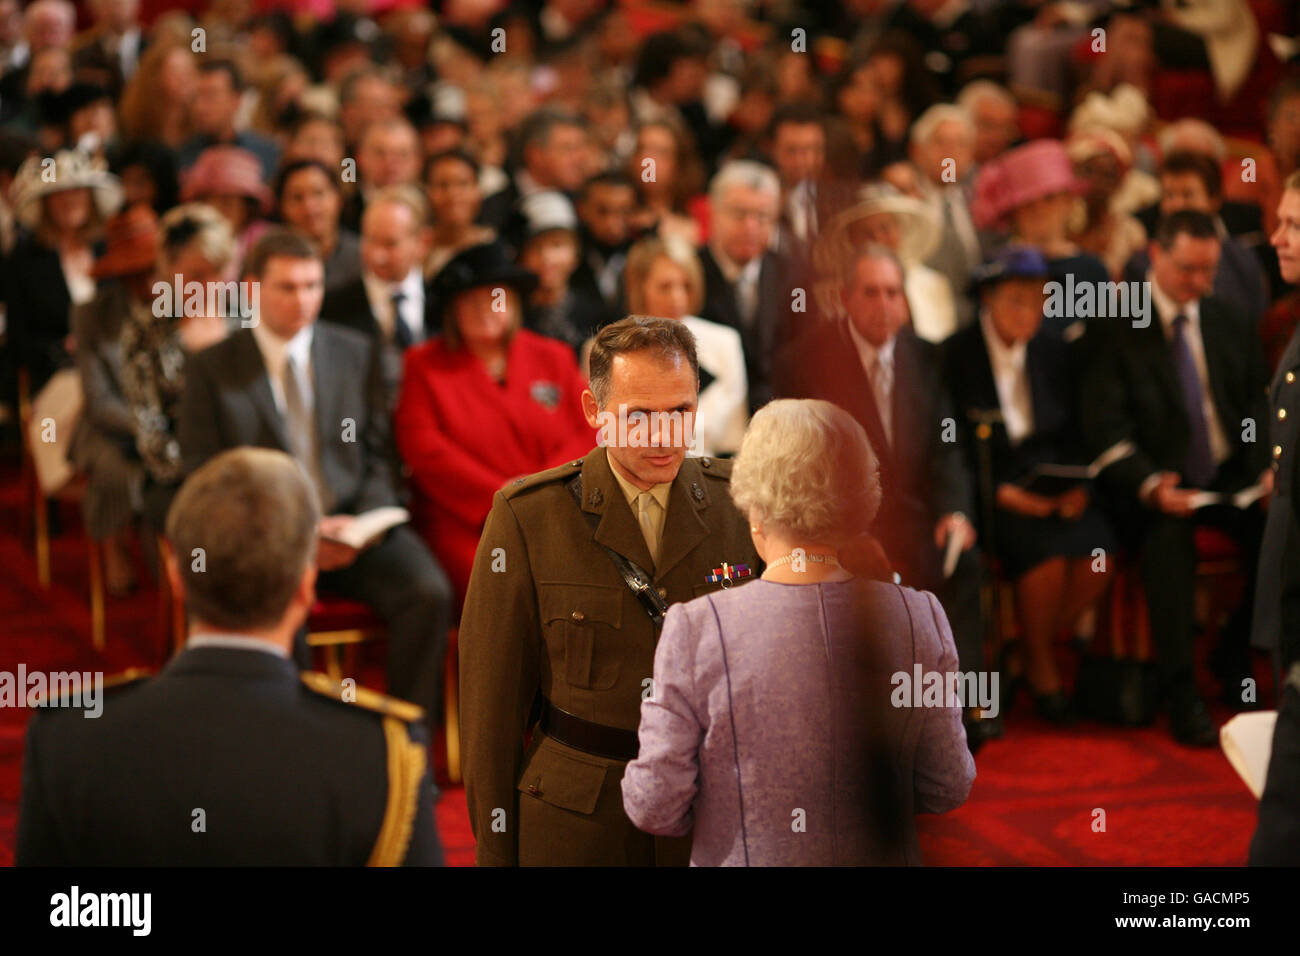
459;446;760;866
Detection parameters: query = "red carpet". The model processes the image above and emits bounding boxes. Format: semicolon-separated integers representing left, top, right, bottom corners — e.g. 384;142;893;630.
0;473;1263;867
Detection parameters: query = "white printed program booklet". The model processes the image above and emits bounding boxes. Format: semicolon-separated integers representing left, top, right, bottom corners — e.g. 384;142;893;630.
321;507;409;549
1220;711;1278;799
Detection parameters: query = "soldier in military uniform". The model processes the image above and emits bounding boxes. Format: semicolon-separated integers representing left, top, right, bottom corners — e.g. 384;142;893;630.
459;315;761;866
16;448;442;866
1254;170;1300;676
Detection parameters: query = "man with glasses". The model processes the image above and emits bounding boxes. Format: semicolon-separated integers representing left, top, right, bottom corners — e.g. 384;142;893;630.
697;160;791;413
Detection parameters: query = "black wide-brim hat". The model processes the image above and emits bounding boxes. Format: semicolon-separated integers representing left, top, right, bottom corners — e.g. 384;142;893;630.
431;241;539;312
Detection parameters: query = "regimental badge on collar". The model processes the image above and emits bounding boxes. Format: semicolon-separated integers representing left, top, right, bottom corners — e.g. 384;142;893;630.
530;380;560;410
706;562;752;588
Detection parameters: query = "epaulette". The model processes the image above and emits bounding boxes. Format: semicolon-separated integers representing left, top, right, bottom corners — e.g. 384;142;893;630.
300;671;425;723
30;667;151;708
1287;662;1300;695
501;456;586;499
694;455;733;479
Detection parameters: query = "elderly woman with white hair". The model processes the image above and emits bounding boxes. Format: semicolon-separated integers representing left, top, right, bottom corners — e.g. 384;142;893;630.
622;398;976;866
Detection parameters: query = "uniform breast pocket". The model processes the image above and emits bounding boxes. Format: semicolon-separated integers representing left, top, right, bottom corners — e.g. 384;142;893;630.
539;582;624;690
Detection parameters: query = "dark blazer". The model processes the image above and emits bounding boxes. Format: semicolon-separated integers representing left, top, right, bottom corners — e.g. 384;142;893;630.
319;274;441;344
177;323;398;515
698;246;791;412
319;276;441;408
775;320;973;558
4;236;74;390
16;646;441;866
1079;296;1270;501
568;230;627;318
1124;239;1269;327
943;321;1087;487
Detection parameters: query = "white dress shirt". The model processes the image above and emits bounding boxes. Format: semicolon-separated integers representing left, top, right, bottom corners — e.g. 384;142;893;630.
252;320;315;416
362;268;425;344
979;311;1034;445
785;181;818;244
188;632;289;658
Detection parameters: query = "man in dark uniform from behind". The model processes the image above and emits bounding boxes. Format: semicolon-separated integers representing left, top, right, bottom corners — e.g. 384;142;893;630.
16;447;442;866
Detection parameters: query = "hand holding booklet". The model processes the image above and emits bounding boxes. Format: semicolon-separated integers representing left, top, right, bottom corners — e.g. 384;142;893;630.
1014;440;1135;497
1183;482;1270;511
319;507;409;550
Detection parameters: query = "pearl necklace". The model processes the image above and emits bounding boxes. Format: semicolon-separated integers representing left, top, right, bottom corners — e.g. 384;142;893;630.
765;551;842;570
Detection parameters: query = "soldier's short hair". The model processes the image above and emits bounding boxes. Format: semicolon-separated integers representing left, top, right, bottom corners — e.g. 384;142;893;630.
587;315;699;407
730;398;881;546
165;448;320;632
1285;169;1300;195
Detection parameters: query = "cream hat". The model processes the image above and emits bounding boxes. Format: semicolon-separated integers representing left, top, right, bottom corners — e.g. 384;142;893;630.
9;148;123;232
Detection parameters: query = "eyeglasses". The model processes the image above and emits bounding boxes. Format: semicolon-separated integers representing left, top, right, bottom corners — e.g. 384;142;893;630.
720;206;776;224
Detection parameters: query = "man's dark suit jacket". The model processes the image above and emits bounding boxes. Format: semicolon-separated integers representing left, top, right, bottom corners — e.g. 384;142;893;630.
775;320;972;565
177;323;398;515
1124;239;1269;327
1079;296;1270;504
16;646;441;865
698;246;791;412
319;275;442;344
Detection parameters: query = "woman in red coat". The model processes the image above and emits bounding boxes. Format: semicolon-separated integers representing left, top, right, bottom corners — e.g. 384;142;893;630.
395;242;596;605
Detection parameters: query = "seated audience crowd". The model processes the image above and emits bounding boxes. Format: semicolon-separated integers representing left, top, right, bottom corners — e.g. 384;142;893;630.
7;0;1300;867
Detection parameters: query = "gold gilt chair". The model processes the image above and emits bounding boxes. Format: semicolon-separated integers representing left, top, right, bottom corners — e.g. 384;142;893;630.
18;367;107;649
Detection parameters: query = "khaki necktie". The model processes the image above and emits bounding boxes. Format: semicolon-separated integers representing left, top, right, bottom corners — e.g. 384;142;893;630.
636;491;661;565
282;355;331;512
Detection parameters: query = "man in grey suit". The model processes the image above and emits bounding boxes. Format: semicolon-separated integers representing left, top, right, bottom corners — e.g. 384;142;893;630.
177;228;452;724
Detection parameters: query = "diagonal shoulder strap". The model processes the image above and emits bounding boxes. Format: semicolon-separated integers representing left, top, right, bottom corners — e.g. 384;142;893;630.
567;473;668;627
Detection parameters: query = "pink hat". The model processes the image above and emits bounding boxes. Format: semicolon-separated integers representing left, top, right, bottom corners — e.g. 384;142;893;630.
971;139;1087;231
180;146;273;215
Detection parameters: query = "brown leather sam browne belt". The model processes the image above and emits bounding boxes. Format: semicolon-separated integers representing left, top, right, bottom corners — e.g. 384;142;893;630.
540;699;640;762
